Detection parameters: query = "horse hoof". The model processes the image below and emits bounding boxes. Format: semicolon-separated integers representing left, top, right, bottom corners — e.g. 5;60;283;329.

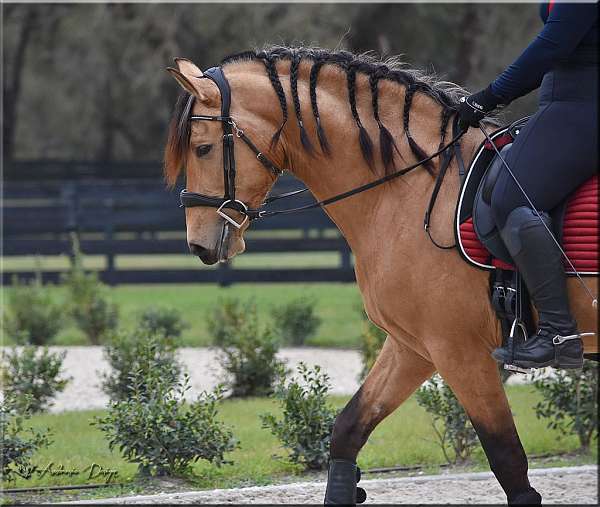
356;487;367;504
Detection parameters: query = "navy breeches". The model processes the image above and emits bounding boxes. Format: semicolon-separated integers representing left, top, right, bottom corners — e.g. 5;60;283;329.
491;64;598;229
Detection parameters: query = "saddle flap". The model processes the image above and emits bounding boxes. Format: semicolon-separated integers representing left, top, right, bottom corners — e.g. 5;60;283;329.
472;144;513;264
481;144;511;206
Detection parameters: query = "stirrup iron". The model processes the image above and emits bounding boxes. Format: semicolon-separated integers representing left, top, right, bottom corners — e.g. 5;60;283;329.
503;318;532;375
504;363;532;375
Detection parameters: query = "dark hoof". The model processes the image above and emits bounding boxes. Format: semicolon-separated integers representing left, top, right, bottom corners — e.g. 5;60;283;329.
509;488;542;505
356;487;367;504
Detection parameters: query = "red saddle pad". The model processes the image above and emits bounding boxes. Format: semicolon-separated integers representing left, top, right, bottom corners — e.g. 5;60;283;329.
459;174;598;275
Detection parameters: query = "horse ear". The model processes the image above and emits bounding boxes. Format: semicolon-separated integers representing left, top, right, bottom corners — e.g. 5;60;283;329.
166;66;219;106
166;67;197;95
174;57;203;78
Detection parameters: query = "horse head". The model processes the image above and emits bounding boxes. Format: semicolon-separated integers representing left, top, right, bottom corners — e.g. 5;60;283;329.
164;57;283;264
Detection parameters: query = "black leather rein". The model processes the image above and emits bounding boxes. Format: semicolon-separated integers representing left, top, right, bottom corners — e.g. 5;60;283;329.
179;65;466;239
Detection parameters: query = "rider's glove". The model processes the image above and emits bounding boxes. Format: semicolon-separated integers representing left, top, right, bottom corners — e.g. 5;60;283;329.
458;86;501;131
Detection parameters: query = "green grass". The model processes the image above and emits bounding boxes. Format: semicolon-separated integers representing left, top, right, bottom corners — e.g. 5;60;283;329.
1;252;345;271
3;385;596;494
2;282;363;348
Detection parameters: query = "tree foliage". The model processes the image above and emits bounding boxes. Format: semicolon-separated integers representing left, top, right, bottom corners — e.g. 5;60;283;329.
4;3;540;163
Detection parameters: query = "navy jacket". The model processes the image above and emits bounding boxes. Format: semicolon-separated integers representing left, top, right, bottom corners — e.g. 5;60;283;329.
490;1;598;104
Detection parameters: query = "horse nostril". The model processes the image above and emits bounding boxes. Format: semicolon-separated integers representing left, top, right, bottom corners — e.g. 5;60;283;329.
189;243;208;256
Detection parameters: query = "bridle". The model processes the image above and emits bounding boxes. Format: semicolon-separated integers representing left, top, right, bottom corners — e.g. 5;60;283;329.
180;66;286;229
179;66;467;242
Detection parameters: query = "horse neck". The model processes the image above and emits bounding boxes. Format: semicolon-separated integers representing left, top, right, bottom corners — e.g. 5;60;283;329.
229;61;483;258
263;62;483;258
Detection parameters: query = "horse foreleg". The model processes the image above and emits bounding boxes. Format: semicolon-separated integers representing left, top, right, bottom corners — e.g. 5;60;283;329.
325;335;434;504
433;347;541;505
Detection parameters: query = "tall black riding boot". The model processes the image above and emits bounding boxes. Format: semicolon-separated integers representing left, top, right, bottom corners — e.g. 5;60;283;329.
491;207;584;369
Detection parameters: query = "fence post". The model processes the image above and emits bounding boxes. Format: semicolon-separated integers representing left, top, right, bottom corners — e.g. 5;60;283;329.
62;181;78;267
218;261;231;287
104;196;116;285
341;241;351;274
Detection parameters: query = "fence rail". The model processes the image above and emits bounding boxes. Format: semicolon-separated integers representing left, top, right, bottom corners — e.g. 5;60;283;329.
3;164;354;285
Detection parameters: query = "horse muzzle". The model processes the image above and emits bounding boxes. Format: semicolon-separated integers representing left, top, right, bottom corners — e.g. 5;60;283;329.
188;242;219;265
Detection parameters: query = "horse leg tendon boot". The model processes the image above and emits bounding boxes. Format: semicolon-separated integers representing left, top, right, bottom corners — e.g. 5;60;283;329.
492;207;583;369
324;459;366;505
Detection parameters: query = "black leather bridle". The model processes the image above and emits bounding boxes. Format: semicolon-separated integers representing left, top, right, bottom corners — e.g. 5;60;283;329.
179;66;286;228
179;65;467;241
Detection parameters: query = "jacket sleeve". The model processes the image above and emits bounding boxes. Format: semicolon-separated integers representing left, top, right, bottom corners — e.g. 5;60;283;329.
490;3;598;104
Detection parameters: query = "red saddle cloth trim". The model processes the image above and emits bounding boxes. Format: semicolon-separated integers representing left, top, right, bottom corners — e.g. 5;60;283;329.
459;174;599;273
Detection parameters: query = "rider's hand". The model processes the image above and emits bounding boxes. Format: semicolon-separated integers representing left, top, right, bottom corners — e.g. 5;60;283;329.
458;86;501;131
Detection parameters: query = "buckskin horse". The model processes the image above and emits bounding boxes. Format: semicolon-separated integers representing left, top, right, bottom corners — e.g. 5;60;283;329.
163;47;598;505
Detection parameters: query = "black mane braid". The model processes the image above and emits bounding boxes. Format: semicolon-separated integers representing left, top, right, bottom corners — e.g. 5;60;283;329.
220;46;469;175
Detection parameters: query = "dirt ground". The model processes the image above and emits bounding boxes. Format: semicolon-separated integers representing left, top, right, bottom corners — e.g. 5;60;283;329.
60;465;597;505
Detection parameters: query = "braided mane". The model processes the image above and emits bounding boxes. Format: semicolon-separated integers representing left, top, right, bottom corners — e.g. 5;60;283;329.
164;45;471;185
221;46;469;175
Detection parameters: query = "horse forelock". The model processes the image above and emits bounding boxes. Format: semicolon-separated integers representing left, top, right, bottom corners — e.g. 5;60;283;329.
164;92;195;186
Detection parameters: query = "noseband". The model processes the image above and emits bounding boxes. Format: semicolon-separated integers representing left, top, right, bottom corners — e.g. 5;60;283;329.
179;66;467;242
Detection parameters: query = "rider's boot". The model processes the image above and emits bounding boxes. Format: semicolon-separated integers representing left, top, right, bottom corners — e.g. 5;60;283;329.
324;459;366;505
491;207;584;369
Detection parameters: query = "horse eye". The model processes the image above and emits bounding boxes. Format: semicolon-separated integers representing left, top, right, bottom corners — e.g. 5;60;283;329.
195;144;212;157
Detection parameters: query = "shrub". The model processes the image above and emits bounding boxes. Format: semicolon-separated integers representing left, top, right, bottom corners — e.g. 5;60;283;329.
3;272;64;345
533;360;598;450
207;297;247;346
1;346;70;413
1;393;52;482
209;298;286;397
356;304;387;382
137;306;189;339
416;374;478;464
270;297;322;346
62;234;119;344
101;327;182;402
93;373;237;477
260;363;338;470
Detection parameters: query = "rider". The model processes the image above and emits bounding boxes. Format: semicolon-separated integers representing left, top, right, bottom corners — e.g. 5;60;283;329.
458;1;598;369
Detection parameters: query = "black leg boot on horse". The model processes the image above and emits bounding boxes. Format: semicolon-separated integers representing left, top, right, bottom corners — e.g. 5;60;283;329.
491;206;584;369
324;460;366;505
324;338;435;505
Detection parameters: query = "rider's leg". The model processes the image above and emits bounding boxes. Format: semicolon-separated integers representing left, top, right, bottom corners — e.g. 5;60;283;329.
489;68;597;369
494;206;582;368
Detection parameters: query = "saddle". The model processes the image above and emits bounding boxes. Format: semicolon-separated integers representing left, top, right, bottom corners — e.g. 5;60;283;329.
456;117;599;275
454;118;598;371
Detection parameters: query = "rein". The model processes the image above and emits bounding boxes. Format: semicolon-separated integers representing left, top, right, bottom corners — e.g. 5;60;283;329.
179;66;466;246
